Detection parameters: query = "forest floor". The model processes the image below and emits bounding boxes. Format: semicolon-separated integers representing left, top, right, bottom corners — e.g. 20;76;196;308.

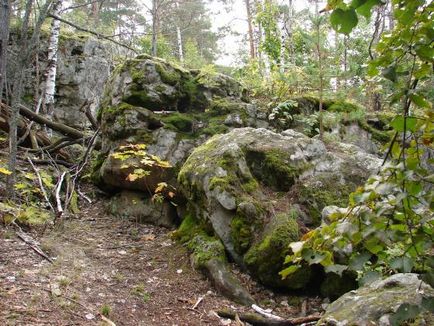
0;194;324;326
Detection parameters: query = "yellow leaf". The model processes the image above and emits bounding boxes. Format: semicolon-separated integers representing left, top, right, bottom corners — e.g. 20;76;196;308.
168;191;175;198
126;174;139;182
0;167;12;175
155;182;167;193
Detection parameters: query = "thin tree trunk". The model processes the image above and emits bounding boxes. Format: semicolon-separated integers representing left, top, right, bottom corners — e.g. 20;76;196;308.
7;0;53;197
151;0;159;56
0;0;11;104
42;0;62;118
245;0;256;59
343;35;348;89
91;0;100;27
315;0;323;140
175;1;183;62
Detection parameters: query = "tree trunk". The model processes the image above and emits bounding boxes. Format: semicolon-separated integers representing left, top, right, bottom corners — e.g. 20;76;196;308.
245;0;256;59
7;0;53;196
0;0;11;104
151;0;159;57
175;1;183;62
42;0;62;118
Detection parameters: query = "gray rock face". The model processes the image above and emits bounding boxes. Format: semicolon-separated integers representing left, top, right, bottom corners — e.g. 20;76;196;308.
319;273;434;326
10;32;114;128
109;190;177;227
178;127;381;290
55;36;112;127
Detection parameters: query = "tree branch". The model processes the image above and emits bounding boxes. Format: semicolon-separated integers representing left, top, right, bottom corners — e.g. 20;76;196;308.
48;14;137;53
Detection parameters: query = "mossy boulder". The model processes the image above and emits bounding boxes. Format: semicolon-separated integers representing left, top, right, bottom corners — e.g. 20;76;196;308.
109;190;177;227
319;273;434;325
94;54;267;200
177;127;381;292
100;54;250;114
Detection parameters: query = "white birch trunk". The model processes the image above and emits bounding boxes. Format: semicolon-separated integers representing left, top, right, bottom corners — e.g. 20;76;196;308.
176;26;184;62
43;0;62;118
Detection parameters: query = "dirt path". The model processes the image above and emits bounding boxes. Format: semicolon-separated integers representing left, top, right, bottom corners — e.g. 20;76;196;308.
0;199;323;325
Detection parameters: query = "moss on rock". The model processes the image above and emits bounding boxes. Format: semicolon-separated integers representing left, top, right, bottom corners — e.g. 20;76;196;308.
244;210;310;289
246;149;303;192
297;174;353;226
173;213;226;269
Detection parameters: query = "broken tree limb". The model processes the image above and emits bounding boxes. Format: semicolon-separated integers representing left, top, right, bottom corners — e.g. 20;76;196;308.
27;157;56;212
252;304;284;321
13;223;53;264
216;309;321;326
18;104;85;139
49;14;138;54
55;172;66;217
79;100;99;130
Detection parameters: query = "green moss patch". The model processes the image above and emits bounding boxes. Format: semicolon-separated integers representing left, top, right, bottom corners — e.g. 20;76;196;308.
173;213;226;269
160;113;194;133
297;174;354;226
245;149;302;192
244;210;310;289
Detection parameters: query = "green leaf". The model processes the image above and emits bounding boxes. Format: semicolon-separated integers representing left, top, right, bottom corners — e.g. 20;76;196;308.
359;271;381;286
364;238;383;254
325;264;348;276
390;256;414;273
390;116;417;133
351;0;382;18
415;45;434;62
407;182;422;196
330;8;358;34
409;93;431;109
349;252;371;270
421;297;434;312
390;303;421;326
279;265;300;279
382;66;397;82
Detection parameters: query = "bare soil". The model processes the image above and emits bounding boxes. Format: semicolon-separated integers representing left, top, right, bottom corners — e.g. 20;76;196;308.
0;197;323;326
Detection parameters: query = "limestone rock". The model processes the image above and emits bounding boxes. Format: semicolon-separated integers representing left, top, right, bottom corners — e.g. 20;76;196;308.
109;191;177;227
178;127;380;290
319;273;434;325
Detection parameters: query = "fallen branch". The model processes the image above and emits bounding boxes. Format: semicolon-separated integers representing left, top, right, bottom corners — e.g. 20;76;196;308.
55;172;66;217
49;14;137;54
252;304;284;321
18;104;85;139
27;157;55;212
31;158;74;168
192;295;205;310
14;225;53;263
80;100;99;130
27;137;81;153
216;309;321;326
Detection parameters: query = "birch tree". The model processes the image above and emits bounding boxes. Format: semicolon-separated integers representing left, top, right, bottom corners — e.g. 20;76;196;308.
42;0;63;119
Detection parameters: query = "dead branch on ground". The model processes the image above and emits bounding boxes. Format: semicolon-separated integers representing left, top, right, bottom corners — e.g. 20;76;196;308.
217;309;321;326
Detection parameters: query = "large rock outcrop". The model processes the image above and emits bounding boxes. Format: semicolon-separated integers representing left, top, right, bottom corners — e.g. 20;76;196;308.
319;273;434;325
93;55;267;227
177;127;382;291
9;31;114;128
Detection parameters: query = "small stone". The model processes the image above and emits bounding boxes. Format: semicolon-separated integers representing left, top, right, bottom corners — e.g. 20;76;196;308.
85;313;95;320
176;269;183;274
118;250;127;255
